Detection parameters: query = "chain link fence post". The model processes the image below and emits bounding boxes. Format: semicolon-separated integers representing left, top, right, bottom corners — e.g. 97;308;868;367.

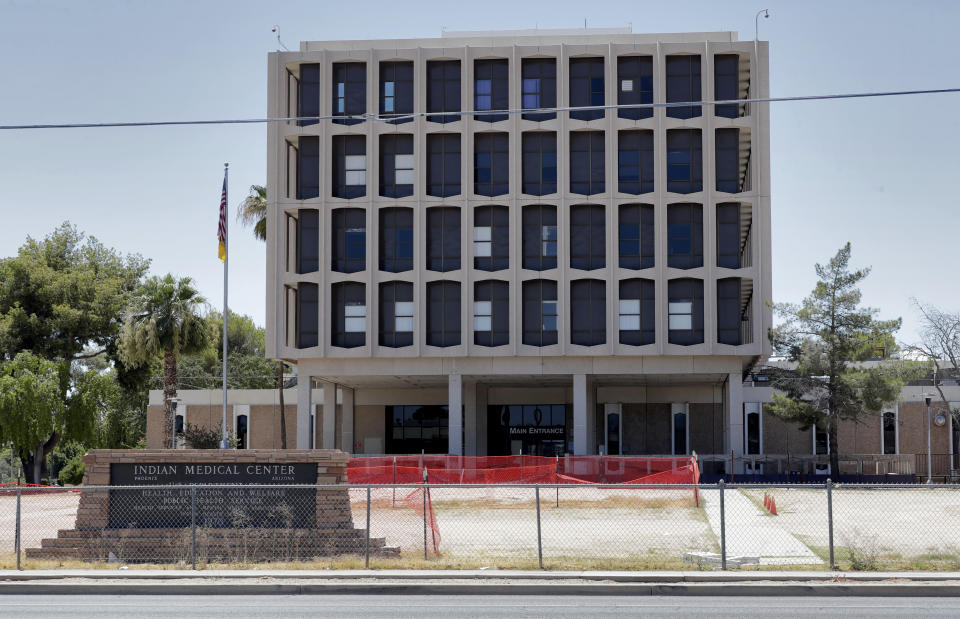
719;479;726;570
422;470;428;561
365;486;371;568
826;478;835;570
535;485;543;569
190;485;197;570
15;480;22;571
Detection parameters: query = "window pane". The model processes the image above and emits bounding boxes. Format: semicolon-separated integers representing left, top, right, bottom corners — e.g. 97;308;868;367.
542;300;557;314
395;169;414;185
619;299;641;314
542;315;557;331
542;225;557;241
476;79;491;95
345;304;366;317
474;226;492;241
345;170;365;186
619;315;641;331
542;241;557;257
621;79;633;92
395;316;414;332
474;316;492;331
395;301;414;317
395;154;414;169
522;94;539;108
345;155;366;170
669;301;692;314
474;300;492;316
669;315;692;330
345;317;366;332
474;241;491;257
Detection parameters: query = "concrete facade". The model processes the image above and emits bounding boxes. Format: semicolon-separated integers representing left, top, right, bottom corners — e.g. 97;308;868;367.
263;29;772;457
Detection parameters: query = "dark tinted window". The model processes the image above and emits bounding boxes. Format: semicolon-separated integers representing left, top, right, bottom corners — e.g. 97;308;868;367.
427;207;461;272
618;130;654;194
296;209;319;274
521;58;556;121
570;204;605;270
665;55;701;119
882;412;897;455
570;131;605;195
427;133;461;197
385;405;448;454
714;54;740;119
667;278;704;345
570;279;605;346
379;134;414;198
716;128;742;193
474;59;508;123
379;281;414;348
569;57;604;121
474;280;509;347
296;283;318;349
666;129;702;194
298;63;319;126
474;133;509;196
522;279;558;346
427;60;460;123
617;56;653;120
522;132;557;196
380;61;414;124
716;203;742;269
667;203;703;269
331;208;366;273
522;205;557;271
332;62;366;125
619;279;655;346
426;281;461;347
331;135;366;199
618;204;654;270
474;205;509;271
331;281;365;348
717;277;741;345
296;136;319;200
379;207;413;272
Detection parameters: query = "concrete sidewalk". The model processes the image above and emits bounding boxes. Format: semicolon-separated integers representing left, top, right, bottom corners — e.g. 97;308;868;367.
2;570;960;596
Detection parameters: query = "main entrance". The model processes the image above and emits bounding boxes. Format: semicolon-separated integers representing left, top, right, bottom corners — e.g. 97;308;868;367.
487;405;568;456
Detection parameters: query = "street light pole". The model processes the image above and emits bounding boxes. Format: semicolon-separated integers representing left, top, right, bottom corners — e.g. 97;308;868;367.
925;394;933;484
755;9;770;41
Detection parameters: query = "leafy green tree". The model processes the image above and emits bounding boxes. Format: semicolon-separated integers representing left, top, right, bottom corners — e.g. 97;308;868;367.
766;243;918;474
0;224;149;481
0;352;109;482
119;275;211;448
236;184;288;447
173;310;277;389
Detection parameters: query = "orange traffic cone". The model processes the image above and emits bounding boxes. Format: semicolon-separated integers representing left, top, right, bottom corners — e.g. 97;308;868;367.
769;496;778;516
763;493;769;510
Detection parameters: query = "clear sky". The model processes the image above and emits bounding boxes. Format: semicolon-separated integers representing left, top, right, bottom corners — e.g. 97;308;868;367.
1;0;958;345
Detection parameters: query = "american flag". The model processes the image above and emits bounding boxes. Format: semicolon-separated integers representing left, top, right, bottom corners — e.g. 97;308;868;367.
217;174;227;262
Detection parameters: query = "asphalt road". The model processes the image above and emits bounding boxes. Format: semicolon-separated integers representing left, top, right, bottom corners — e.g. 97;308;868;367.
2;595;960;618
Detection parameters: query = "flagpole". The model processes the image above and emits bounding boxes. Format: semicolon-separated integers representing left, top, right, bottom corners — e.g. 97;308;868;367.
220;162;230;449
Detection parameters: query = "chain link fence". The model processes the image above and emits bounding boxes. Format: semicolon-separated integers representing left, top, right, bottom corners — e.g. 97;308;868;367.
4;482;960;571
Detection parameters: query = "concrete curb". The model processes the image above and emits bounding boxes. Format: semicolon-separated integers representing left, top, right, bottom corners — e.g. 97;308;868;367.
3;569;960;582
2;581;960;596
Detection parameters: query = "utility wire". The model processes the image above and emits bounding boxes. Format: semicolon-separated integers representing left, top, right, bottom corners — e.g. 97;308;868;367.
2;87;959;130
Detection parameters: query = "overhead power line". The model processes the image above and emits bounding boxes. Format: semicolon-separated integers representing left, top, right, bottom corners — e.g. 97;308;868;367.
1;87;959;130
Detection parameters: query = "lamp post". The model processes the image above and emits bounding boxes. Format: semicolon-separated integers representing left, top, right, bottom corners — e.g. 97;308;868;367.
755;9;770;41
925;393;933;484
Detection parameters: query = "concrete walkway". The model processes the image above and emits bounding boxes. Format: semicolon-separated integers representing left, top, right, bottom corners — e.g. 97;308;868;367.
702;488;822;565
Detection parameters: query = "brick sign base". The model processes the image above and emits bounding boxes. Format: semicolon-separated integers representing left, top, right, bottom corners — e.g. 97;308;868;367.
27;449;396;563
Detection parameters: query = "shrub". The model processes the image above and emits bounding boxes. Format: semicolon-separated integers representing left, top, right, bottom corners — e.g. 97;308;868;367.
183;423;236;449
58;458;85;486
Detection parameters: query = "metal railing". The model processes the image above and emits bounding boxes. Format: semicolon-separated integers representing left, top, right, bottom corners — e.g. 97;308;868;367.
6;481;960;571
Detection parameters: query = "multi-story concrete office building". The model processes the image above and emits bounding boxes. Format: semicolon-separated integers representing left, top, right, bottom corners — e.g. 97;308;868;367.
265;27;771;458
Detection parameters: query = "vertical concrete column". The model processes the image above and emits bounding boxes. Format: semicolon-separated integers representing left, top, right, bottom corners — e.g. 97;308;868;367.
341;386;355;454
448;374;463;456
463;379;477;456
322;381;337;450
727;372;745;473
296;375;312;449
573;374;588;455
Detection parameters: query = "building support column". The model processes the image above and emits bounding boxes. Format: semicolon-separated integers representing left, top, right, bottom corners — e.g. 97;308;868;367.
341;386;355;454
463;379;477;456
726;372;745;473
448;374;463;456
573;373;588;455
296;374;312;449
322;380;337;450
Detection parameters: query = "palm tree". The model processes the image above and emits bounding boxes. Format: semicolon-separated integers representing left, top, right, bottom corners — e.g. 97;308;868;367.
237;185;267;241
118;274;210;448
237;184;289;448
